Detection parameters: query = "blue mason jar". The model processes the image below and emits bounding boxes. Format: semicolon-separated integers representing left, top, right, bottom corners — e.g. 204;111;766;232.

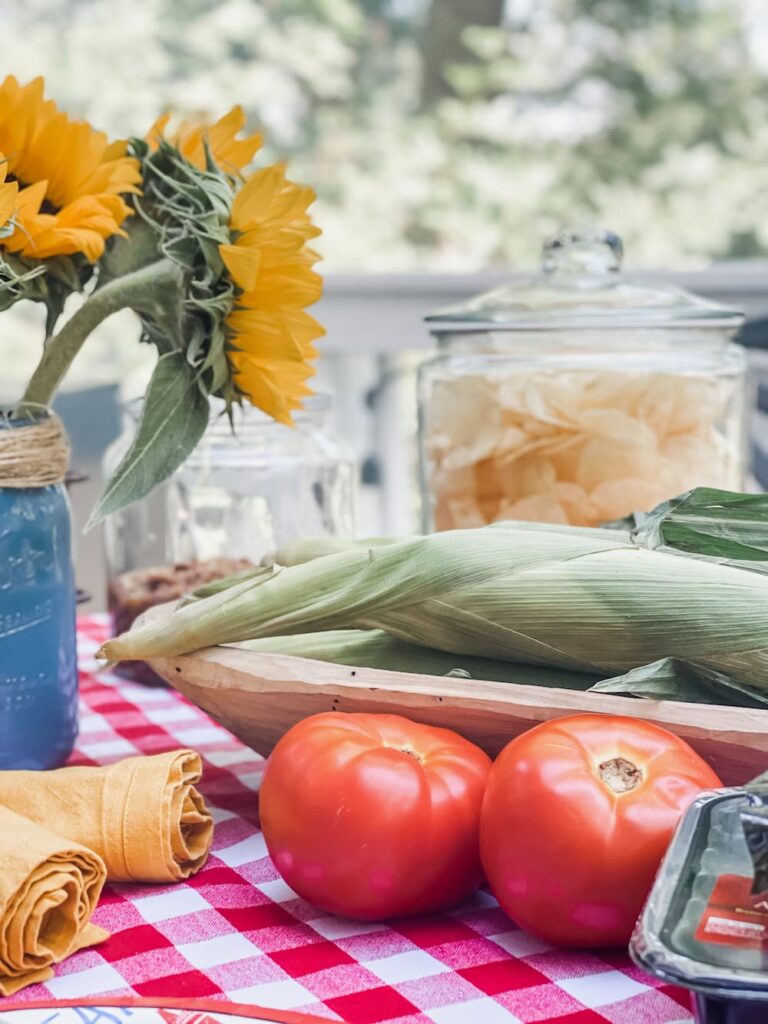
0;442;78;768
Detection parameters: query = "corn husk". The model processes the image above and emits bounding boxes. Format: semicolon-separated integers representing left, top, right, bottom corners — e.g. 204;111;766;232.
630;487;768;569
100;519;768;691
235;629;598;689
590;658;768;708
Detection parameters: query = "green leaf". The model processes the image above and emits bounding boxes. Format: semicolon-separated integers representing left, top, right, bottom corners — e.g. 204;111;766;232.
88;352;209;528
0;252;89;334
590;657;768;708
101;218;162;283
630;487;768;570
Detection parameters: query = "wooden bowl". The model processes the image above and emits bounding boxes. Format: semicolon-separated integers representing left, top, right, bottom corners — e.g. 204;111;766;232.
144;623;768;787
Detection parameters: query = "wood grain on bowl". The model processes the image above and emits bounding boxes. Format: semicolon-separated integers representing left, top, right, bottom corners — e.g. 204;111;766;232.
146;641;767;786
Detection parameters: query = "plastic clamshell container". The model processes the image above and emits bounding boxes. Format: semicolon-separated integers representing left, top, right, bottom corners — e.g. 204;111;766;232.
631;788;768;1023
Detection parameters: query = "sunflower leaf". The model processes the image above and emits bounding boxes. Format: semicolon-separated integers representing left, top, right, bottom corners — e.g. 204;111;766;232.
102;218;162;282
88;352;209;528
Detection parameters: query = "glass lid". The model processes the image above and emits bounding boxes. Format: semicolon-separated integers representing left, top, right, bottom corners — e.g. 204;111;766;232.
426;227;743;331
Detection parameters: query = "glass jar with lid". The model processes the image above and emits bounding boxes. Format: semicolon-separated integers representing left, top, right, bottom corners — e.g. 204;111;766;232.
167;393;355;564
102;393;355;679
419;227;748;532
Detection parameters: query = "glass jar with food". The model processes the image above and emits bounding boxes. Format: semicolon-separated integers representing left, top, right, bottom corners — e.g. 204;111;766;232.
103;393;355;681
419;227;747;531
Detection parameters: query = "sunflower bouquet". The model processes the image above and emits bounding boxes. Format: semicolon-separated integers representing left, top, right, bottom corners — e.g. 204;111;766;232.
0;76;324;523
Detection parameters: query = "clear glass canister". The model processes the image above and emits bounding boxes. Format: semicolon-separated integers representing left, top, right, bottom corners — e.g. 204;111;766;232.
103;394;355;661
419;227;748;531
167;394;355;564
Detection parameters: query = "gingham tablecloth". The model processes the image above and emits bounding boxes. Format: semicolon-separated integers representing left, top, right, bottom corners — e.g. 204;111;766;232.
3;616;694;1024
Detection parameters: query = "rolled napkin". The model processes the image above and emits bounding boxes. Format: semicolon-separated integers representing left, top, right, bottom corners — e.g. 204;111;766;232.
0;749;213;883
0;806;107;995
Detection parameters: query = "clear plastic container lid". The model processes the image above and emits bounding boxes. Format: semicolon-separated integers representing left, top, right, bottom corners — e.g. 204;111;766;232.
631;785;768;1000
426;227;743;332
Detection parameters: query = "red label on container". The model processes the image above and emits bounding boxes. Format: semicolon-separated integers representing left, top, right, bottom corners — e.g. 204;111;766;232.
695;874;768;949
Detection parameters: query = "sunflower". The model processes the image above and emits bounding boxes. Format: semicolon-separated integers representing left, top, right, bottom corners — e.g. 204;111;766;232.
147;105;262;176
0;76;140;262
220;163;325;424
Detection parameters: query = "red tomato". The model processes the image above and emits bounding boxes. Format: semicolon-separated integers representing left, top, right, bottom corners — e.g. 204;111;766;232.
259;712;492;920
479;714;721;948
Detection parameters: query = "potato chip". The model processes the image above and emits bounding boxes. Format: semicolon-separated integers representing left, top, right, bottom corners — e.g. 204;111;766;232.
544;436;588;482
499;453;557;502
576;416;658;493
498;493;569;525
432;463;475;501
425;363;740;533
479;494;502;522
429;376;503;465
590;478;669;522
495;424;531;452
658;431;741;493
632;374;731;435
471;458;497;497
551;482;599;526
583;371;650;413
446;496;488;530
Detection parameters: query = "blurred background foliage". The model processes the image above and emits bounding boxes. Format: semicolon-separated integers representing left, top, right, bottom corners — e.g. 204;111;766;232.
0;0;767;272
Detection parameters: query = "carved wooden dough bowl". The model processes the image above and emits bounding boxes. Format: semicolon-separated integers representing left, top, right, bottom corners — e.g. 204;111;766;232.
143;606;768;786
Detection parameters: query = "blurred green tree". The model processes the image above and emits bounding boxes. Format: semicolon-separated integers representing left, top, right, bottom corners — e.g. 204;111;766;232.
0;0;766;268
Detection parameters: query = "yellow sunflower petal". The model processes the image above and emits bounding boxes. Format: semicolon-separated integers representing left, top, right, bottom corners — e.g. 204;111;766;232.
104;138;130;160
230;354;295;425
234;353;317;389
19;195;129;261
230;163;286;232
228;307;325;355
219;242;261;293
221;153;323;426
207;106;262;171
0;177;18;230
241;264;323;309
229;324;303;364
0;75;139;260
146;113;171;151
16;179;48;217
147;105;262;175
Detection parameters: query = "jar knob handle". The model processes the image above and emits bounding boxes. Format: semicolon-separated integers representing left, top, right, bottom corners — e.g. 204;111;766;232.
541;226;623;277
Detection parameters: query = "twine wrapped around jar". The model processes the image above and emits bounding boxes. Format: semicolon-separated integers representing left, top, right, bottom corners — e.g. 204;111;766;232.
0;413;70;488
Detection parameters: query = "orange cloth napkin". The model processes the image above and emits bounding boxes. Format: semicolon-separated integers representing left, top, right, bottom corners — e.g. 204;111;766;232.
0;749;213;883
0;806;107;995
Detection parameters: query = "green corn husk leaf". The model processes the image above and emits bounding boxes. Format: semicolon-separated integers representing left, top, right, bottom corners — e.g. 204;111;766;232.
275;521;631;567
590;657;768;708
99;521;768;695
276;536;400;566
235;628;599;689
181;566;276;602
626;487;768;573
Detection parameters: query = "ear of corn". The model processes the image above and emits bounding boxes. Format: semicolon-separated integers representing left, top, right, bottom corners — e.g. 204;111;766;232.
99;520;768;692
236;629;598;689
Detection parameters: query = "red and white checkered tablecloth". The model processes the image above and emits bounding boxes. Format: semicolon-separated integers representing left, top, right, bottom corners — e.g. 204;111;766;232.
2;616;695;1024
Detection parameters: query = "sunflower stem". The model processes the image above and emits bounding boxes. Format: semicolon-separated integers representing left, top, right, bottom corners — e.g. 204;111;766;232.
15;258;184;417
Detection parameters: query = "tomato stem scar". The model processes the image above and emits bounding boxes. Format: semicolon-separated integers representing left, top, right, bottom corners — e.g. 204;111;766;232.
598;756;643;793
